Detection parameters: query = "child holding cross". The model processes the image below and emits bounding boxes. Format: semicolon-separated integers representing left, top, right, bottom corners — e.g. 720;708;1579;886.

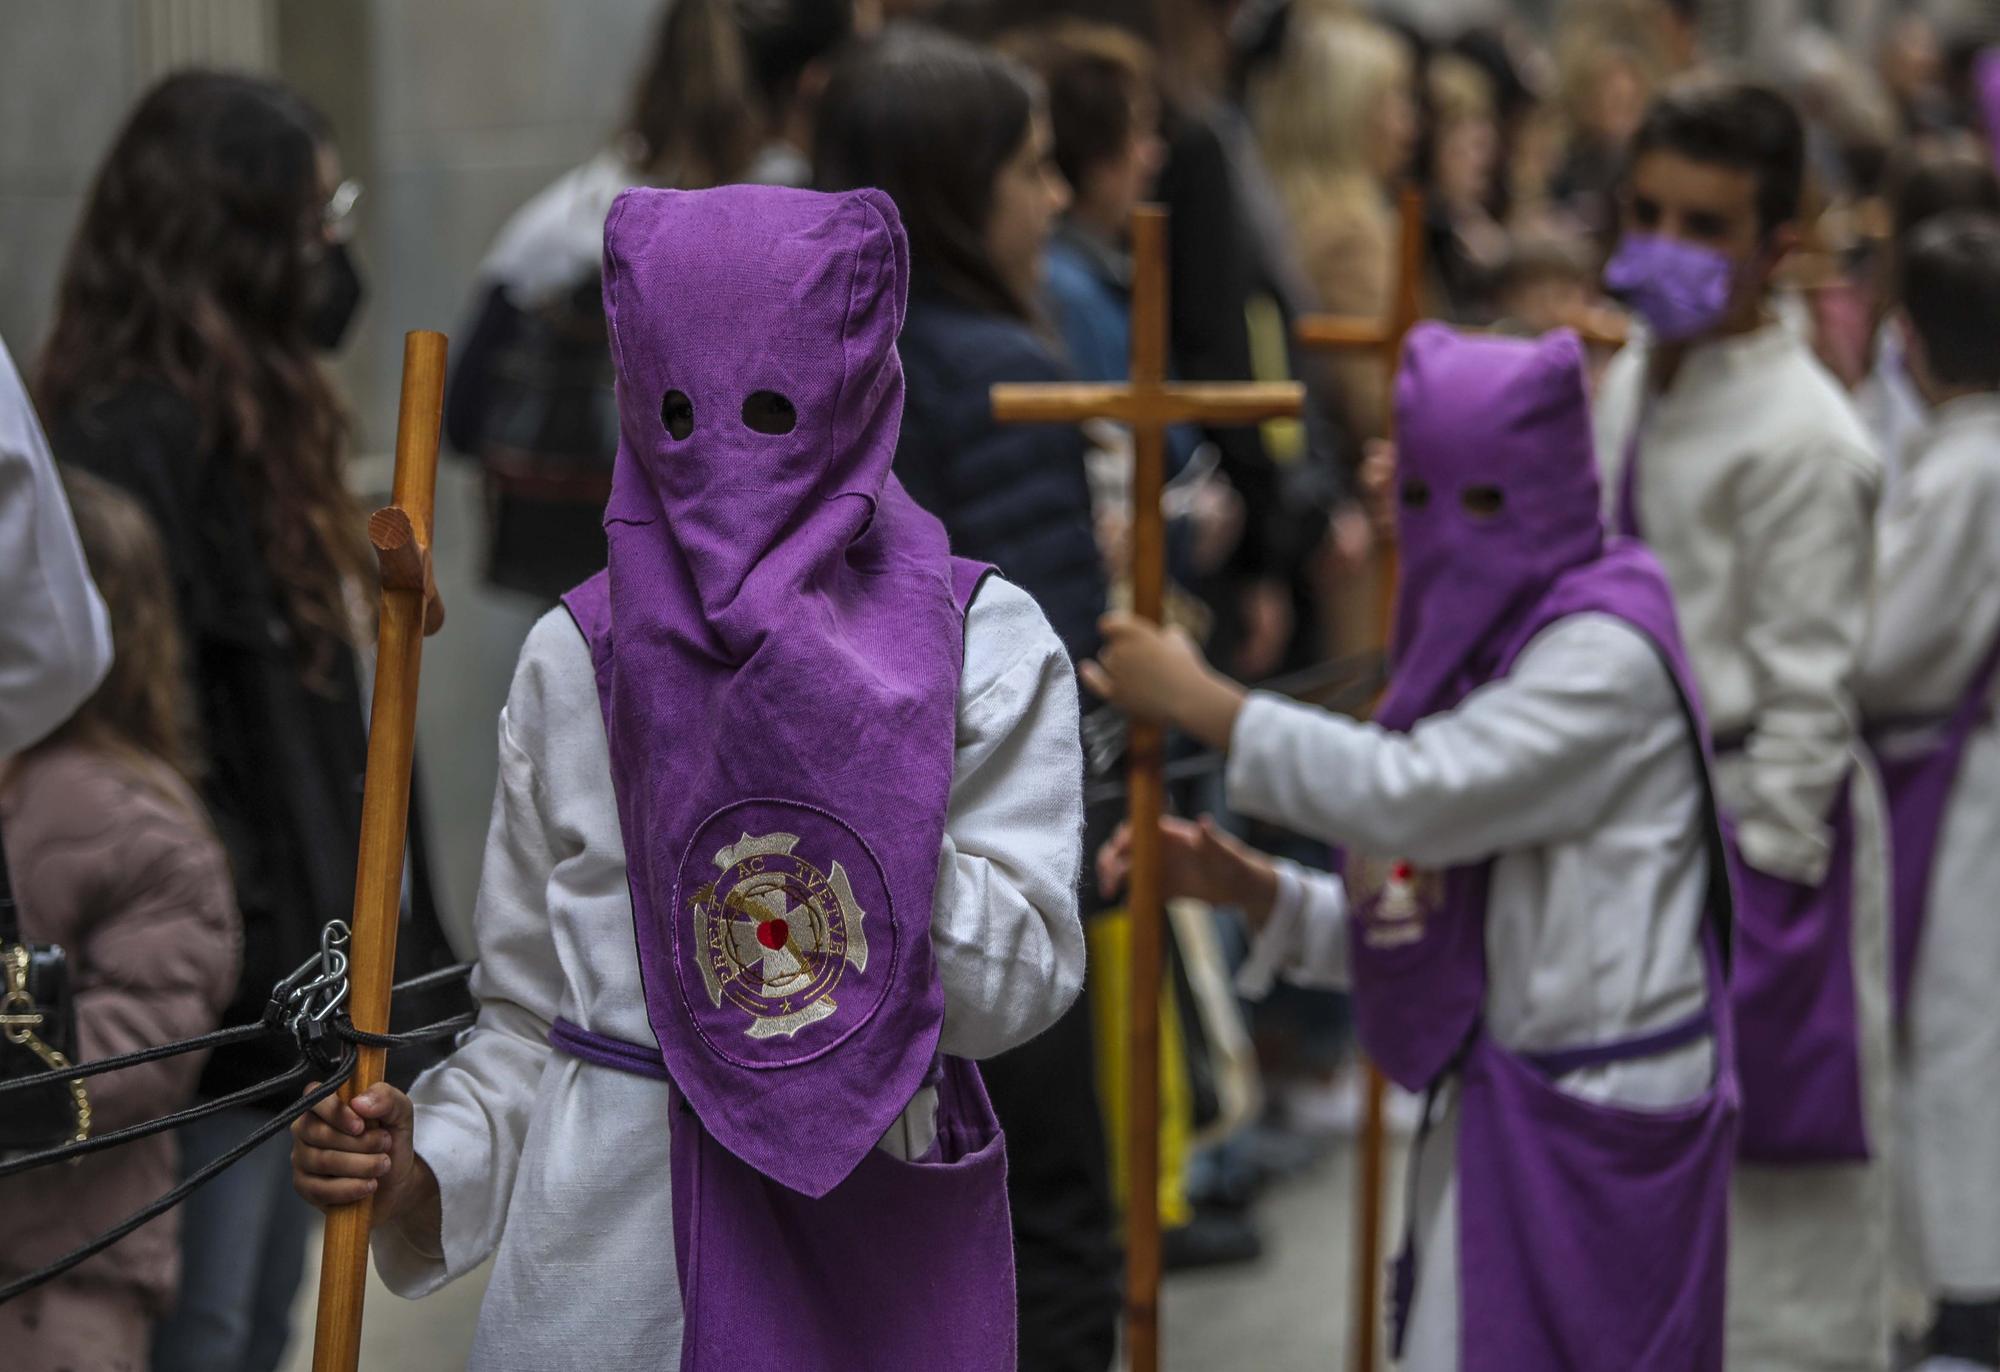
292;184;1087;1372
1090;323;1735;1372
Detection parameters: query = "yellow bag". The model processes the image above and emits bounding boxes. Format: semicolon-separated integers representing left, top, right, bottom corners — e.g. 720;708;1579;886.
1086;905;1193;1230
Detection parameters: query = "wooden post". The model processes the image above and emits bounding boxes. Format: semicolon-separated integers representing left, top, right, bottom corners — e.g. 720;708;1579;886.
1291;186;1428;1372
993;207;1300;1372
311;330;448;1372
1123;208;1171;1372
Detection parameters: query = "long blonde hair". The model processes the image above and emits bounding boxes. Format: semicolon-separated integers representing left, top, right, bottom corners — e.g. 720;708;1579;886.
1250;10;1412;230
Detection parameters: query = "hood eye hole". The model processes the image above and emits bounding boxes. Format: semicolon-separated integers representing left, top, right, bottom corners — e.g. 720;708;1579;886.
742;390;797;436
1400;479;1431;510
661;389;694;441
1461;485;1505;518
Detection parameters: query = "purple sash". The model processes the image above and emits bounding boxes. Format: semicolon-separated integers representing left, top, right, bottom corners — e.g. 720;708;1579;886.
549;1018;1016;1371
1723;781;1869;1162
1620;423;1871;1164
1865;628;2000;1019
1349;545;1739;1371
561;554;1016;1372
1454;939;1734;1372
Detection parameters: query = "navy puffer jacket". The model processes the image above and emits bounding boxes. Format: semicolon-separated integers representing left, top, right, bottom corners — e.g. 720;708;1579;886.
894;297;1107;667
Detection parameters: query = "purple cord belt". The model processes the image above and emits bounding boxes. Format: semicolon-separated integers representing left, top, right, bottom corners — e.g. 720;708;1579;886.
551;1015;950;1093
1519;1006;1714;1080
548;1017;672;1081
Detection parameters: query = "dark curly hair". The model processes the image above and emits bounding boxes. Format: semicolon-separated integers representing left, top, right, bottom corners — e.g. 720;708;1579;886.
37;71;368;673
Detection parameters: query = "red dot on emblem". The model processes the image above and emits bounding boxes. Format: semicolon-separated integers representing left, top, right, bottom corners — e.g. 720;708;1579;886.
757;918;790;950
1391;862;1413;883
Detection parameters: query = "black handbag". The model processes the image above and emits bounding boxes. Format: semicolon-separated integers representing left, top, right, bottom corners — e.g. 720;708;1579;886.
0;819;90;1153
474;276;618;601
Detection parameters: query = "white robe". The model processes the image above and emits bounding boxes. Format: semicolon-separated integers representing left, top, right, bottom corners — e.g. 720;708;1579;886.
1856;393;2000;1299
1855;321;1927;499
1230;613;1715;1372
372;578;1088;1370
1596;324;1895;1371
0;334;111;756
478;150;640;312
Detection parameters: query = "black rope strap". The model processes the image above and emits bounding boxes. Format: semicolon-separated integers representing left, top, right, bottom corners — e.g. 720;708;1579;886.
0;1047;356;1306
0;1021;273;1098
1082;657;1388;808
0;1059;311;1180
0;941;477;1306
384;960;476;998
338;1013;478;1051
0;956;474;1099
1256;646;1389;708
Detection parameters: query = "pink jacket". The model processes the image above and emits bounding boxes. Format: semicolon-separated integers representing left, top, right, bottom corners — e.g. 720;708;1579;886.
0;744;238;1314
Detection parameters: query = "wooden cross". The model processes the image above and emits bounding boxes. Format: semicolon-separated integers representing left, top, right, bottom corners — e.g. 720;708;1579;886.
992;205;1301;1372
1288;186;1428;1372
311;330;449;1372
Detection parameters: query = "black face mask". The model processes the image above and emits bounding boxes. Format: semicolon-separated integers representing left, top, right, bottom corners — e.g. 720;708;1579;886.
303;242;365;352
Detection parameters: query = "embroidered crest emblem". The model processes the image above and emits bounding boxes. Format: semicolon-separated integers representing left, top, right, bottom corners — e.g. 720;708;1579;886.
689;831;870;1040
1346;856;1440;949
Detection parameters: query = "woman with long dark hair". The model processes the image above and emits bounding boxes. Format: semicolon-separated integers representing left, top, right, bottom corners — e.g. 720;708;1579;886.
815;27;1106;661
817;31;1122;1372
37;71;445;1372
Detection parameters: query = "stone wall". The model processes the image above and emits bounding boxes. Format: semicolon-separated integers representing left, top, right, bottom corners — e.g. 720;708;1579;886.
0;0;661;937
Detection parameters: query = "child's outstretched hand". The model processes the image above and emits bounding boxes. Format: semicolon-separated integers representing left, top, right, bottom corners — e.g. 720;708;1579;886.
1097;814;1281;926
292;1082;438;1241
1080;614;1247;750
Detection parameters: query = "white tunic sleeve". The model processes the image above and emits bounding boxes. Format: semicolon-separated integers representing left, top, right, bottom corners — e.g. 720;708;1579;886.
373;576;1085;1297
1235;860;1352;997
1224;614;1676;865
373;706;567;1295
1729;437;1880;883
1856;420;2000;711
932;577;1087;1059
0;335;111;754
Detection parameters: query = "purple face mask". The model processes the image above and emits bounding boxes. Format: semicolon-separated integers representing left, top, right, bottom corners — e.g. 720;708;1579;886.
1605;233;1738;343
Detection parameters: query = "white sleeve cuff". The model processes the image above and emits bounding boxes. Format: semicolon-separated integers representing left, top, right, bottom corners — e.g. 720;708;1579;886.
1235;859;1353;997
1235;861;1312;999
1731;813;1832;887
370;1103;494;1299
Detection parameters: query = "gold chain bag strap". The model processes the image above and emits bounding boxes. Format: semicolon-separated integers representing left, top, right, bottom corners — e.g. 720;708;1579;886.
0;818;90;1153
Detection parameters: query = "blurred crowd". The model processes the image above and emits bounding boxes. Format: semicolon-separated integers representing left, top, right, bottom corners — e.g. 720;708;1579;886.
7;2;2000;1370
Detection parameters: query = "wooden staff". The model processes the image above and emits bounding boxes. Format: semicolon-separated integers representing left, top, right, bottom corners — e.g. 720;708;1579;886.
993;206;1300;1372
311;330;449;1372
1291;186;1427;1372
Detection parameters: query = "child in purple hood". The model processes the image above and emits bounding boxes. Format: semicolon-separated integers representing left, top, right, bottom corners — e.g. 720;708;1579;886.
293;185;1087;1372
1090;325;1736;1372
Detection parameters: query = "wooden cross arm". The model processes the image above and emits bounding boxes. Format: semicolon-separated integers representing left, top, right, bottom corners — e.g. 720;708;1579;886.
990;381;1304;427
1293;315;1393;351
369;505;445;637
1295;308;1632;354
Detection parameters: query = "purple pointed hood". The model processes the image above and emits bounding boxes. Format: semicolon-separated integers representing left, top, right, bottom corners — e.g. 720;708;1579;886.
579;185;975;1198
601;184;912;635
1377;324;1608;731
